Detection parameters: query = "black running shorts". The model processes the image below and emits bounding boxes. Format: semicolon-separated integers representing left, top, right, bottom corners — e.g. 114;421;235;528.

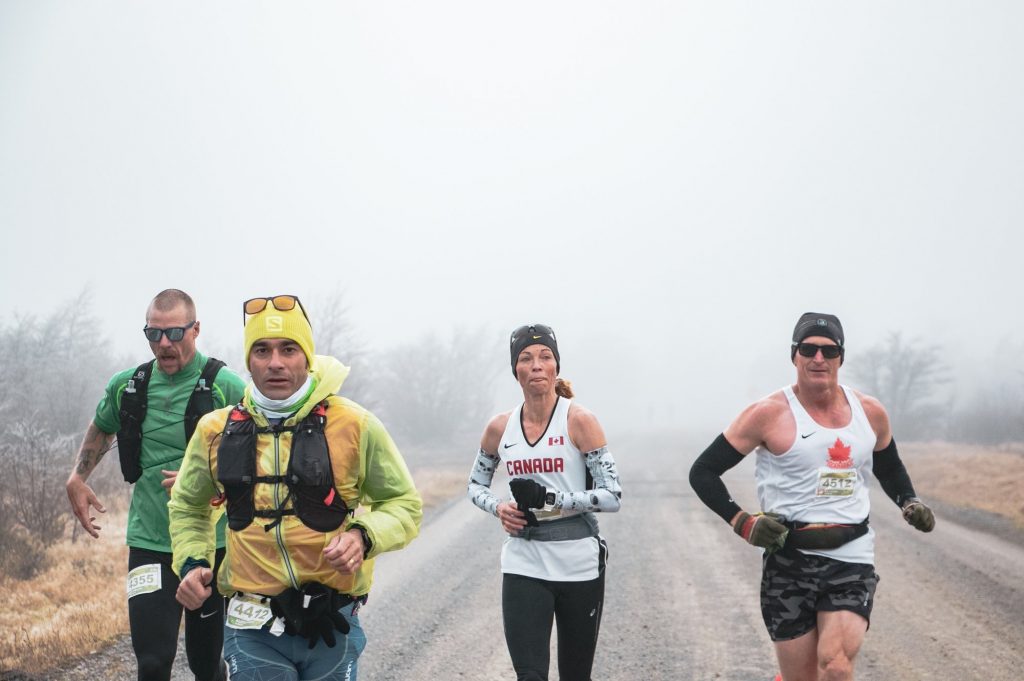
760;550;879;641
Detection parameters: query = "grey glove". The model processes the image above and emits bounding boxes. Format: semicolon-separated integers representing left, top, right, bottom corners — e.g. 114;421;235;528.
733;511;789;553
901;498;935;532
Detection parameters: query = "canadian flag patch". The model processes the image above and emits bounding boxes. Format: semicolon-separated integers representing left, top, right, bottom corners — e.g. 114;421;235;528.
548;436;564;446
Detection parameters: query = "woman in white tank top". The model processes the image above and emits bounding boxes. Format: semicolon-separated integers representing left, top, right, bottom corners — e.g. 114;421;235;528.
467;323;622;681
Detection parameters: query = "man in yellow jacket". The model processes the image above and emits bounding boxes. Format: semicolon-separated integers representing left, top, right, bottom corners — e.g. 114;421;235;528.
170;295;422;681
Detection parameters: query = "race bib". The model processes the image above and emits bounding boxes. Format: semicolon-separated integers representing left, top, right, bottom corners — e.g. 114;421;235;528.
126;564;162;599
816;468;858;497
227;593;274;630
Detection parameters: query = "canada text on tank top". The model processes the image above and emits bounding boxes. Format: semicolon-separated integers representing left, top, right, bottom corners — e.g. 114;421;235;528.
499;397;586;521
754;385;877;563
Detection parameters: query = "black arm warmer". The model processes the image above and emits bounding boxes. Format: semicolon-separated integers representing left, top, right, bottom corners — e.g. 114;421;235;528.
688;433;746;524
872;437;917;507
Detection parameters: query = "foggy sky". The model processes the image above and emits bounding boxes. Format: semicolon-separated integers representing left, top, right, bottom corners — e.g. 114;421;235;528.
2;2;1022;433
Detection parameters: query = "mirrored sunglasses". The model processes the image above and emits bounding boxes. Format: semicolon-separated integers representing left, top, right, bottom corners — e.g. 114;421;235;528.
143;321;196;343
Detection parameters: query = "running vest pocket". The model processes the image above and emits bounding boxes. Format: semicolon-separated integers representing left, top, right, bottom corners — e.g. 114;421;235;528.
217;412;259;531
117;362;153;484
287;408;349;532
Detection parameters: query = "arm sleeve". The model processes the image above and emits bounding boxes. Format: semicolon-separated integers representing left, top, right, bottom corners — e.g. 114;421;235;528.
467;448;502;517
354;415;423;558
169;417;220;576
554;446;622;513
688;433;746;524
872;437;918;507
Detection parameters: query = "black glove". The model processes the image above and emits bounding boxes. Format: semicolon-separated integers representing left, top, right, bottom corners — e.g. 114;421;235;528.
733;511;789;553
901;498;935;532
521;509;540;527
271;583;351;648
509;478;547;509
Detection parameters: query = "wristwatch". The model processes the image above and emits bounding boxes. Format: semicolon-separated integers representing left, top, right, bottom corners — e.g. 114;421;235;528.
543;491;557;510
352;525;372;558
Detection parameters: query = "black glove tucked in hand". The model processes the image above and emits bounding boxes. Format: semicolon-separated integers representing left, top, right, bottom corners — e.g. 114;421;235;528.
901;497;936;532
509;478;545;527
509;478;547;509
271;583;351;649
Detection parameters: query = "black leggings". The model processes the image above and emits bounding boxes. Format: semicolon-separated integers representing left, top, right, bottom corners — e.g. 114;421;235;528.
502;571;605;681
127;547;226;681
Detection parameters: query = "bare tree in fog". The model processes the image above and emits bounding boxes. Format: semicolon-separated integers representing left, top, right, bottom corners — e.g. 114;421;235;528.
848;332;951;440
311;288;376;408
0;291;121;574
948;373;1024;445
374;327;502;448
2;419;75;544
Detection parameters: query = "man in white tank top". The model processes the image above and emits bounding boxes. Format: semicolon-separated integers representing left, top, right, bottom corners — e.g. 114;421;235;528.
689;312;935;681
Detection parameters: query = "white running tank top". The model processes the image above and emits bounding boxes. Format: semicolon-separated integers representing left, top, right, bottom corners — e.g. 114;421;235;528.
754;385;876;564
498;397;604;581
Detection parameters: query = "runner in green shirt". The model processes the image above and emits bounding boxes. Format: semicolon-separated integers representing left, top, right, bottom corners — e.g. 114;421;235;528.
66;289;246;681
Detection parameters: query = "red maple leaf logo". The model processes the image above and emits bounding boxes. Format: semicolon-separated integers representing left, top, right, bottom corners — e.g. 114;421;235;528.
827;438;853;469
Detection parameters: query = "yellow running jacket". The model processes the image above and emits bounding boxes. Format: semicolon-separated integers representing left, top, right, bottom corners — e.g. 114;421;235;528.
169;355;421;597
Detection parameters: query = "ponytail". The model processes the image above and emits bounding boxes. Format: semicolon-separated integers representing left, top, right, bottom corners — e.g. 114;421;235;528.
555;377;574;399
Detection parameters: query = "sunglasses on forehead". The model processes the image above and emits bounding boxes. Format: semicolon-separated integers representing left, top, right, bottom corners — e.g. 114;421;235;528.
794;342;844;359
510;323;556;344
242;295;310;326
143;321;195;343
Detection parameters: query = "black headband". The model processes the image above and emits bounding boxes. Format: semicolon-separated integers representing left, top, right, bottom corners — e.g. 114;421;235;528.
510;324;560;377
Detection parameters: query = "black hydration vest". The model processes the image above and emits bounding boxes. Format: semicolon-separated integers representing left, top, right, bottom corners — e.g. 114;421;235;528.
216;402;351;533
116;358;226;484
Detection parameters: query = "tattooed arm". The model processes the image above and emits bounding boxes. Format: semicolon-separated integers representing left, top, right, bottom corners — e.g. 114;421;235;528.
65;420;115;538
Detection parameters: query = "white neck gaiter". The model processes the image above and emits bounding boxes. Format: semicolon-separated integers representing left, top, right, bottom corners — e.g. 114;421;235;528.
250;375;314;419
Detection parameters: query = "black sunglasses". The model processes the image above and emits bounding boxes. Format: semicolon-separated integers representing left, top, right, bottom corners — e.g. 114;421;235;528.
242;295;310;326
143;321;196;343
510;323;556;345
794;342;844;359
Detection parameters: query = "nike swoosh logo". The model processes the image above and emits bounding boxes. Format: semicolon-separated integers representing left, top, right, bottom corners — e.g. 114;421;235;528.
503;443;518;449
200;611;218;619
800;432;815;439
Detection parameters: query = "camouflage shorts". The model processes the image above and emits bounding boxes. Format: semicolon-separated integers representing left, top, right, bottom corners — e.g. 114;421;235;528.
760;550;879;641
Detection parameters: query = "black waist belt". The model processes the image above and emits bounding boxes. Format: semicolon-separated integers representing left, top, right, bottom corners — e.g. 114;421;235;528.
238;589;367;627
516;513;600;542
784;517;870;550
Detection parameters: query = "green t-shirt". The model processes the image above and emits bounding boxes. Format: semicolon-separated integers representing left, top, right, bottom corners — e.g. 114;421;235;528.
94;351;247;553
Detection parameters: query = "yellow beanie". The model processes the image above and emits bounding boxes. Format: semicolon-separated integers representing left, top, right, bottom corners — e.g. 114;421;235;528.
243;304;315;370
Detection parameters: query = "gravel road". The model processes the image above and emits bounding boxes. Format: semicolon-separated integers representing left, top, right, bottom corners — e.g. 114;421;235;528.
40;431;1024;680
